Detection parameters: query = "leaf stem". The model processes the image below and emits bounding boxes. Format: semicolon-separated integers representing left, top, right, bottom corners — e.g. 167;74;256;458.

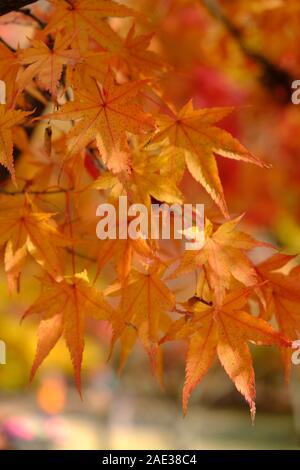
202;0;293;102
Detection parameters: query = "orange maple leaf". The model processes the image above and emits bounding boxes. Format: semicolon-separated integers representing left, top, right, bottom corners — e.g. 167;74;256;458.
96;237;153;284
0;43;19;106
106;23;167;79
162;287;291;418
44;72;155;173
24;133;83;190
23;271;114;392
0;195;68;291
17;32;82;99
152;101;270;216
171;216;268;305
68;23;165;86
45;0;138;51
107;264;174;372
94;142;184;206
0;105;30;182
256;253;300;379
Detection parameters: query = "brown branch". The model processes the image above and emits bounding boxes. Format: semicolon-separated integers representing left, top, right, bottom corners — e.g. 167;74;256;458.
65;248;97;263
0;187;75;196
202;0;294;103
19;7;46;28
0;36;16;52
0;0;39;16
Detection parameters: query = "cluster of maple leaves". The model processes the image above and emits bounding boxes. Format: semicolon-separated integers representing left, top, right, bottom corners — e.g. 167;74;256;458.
0;0;299;419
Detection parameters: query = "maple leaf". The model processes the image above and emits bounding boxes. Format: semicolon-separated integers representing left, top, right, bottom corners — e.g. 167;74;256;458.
256;253;300;379
0;0;296;417
107;264;174;372
171;216;267;305
94;142;185;206
44;72;155;173
71;197;155;283
152;101;270;216
105;23;167;79
0;43;19;106
127;143;185;205
0;105;30;182
24;133;82;190
23;271;114;392
45;0;138;51
94;231;154;284
70;23;165;87
161;287;291;417
17;33;82;99
69;50;110;88
0;195;69;291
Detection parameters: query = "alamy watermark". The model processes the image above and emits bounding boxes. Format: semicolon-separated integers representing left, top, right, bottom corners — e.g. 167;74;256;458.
291;340;300;365
291;80;300;105
0;340;6;365
95;197;300;370
96;196;205;250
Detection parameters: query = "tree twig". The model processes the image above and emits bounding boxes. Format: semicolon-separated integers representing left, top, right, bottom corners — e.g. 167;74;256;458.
65;248;97;263
19;7;46;28
0;187;75;196
202;0;293;103
0;36;16;52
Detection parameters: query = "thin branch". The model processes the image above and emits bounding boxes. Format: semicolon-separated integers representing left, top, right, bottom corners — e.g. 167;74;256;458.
0;0;38;16
66;248;97;263
173;307;193;318
19;8;46;28
196;296;213;307
0;36;16;52
0;187;75;196
202;0;293;103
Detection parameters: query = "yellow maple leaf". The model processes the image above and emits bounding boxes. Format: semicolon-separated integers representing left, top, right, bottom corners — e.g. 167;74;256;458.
94;142;185;206
152;101;270;216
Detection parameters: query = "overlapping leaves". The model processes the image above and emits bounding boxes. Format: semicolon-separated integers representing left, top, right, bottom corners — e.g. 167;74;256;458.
0;0;298;419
